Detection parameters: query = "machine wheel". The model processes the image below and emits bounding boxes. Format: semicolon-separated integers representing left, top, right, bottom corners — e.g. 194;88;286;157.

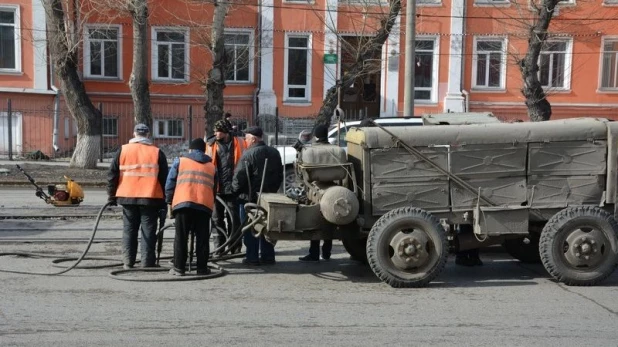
342;237;368;264
540;206;618;286
367;207;448;288
503;224;543;264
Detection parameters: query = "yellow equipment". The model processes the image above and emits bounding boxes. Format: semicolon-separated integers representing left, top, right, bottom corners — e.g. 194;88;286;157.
16;164;84;206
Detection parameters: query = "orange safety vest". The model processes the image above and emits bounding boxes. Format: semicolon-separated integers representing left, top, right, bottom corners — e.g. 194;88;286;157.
206;137;246;168
116;143;164;199
171;157;216;210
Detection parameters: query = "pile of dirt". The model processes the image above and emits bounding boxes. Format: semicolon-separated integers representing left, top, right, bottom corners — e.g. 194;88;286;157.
0;163;109;187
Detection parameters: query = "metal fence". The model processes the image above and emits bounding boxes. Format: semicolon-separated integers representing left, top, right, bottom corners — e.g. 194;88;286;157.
1;94;450;160
0;97;337;160
0;97;256;160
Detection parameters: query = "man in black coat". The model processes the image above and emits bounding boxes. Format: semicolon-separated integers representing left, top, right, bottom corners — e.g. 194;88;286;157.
232;126;283;265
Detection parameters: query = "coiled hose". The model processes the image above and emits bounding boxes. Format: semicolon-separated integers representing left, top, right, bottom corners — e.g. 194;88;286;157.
0;202;114;275
0;196;261;281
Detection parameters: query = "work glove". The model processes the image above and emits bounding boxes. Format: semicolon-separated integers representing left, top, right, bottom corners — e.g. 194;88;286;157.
167;205;175;219
107;197;117;206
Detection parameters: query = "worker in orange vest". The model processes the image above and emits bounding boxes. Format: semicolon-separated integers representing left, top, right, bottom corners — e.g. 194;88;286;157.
107;123;169;269
165;138;216;276
206;119;246;255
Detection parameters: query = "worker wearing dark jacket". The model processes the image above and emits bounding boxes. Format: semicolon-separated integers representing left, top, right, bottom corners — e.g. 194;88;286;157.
299;124;333;262
232;126;283;265
206;120;246;255
165;138;216;276
107;123;169;269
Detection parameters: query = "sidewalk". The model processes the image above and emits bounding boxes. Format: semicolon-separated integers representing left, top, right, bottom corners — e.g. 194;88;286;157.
0;159;110;187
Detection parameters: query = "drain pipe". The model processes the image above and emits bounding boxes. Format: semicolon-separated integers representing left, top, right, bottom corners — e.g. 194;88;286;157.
252;0;262;125
462;89;469;112
51;84;60;153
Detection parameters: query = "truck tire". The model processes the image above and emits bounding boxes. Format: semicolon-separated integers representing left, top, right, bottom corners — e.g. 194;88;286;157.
342;237;368;264
503;224;543;264
540;206;618;286
367;207;448;288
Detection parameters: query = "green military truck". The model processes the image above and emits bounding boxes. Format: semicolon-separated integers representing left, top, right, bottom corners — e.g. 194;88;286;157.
245;118;618;287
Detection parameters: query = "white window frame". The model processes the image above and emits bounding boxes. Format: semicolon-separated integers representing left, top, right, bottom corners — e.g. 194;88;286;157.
224;29;254;84
474;0;510;6
83;24;122;79
102;117;118;137
284;33;312;103
417;0;442;6
604;0;618;5
538;38;572;91
599;36;618;91
0;5;21;73
472;36;507;90
151;27;190;82
414;36;439;104
153;119;184;139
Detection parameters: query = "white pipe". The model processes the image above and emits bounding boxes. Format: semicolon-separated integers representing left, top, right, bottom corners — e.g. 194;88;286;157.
462;89;469;112
51;85;60;152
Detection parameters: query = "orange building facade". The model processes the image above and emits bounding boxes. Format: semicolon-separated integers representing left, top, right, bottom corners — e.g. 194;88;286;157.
1;0;618;156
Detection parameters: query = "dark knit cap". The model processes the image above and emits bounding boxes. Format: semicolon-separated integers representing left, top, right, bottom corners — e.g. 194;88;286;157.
314;124;329;140
189;138;206;152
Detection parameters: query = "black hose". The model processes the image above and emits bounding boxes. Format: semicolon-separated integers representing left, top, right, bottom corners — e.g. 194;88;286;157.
0;202;113;275
108;264;226;282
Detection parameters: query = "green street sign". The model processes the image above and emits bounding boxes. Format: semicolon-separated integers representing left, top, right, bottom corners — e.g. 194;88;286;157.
323;54;337;64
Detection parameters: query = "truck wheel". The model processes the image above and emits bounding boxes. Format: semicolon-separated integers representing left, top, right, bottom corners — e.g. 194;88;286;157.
503;224;543;264
342;237;368;264
367;207;447;288
540;206;618;286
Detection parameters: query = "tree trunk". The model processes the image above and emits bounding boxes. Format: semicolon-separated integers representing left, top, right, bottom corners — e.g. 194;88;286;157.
518;0;560;122
204;2;229;137
315;0;401;126
44;0;101;168
128;0;152;126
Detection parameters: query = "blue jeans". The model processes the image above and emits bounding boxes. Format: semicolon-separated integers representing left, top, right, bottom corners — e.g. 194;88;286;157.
240;203;275;262
121;205;159;267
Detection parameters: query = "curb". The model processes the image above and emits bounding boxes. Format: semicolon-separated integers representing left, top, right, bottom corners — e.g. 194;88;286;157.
0;181;108;188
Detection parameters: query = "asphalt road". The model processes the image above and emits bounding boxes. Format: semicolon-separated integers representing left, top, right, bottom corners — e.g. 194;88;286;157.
0;189;617;346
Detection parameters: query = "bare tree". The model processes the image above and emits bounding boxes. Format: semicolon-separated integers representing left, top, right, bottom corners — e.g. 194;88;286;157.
517;0;561;122
127;0;152;126
44;0;102;168
204;1;230;136
315;0;402;126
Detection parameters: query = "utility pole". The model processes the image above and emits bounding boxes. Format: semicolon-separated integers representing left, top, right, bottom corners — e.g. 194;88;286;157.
403;0;416;117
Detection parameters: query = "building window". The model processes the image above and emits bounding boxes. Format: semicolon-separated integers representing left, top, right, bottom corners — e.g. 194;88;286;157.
84;26;120;78
0;6;20;72
102;118;118;137
224;32;252;83
152;28;188;81
415;39;438;102
284;34;311;102
474;0;510;4
601;39;618;90
539;40;571;90
473;38;506;89
154;119;183;138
